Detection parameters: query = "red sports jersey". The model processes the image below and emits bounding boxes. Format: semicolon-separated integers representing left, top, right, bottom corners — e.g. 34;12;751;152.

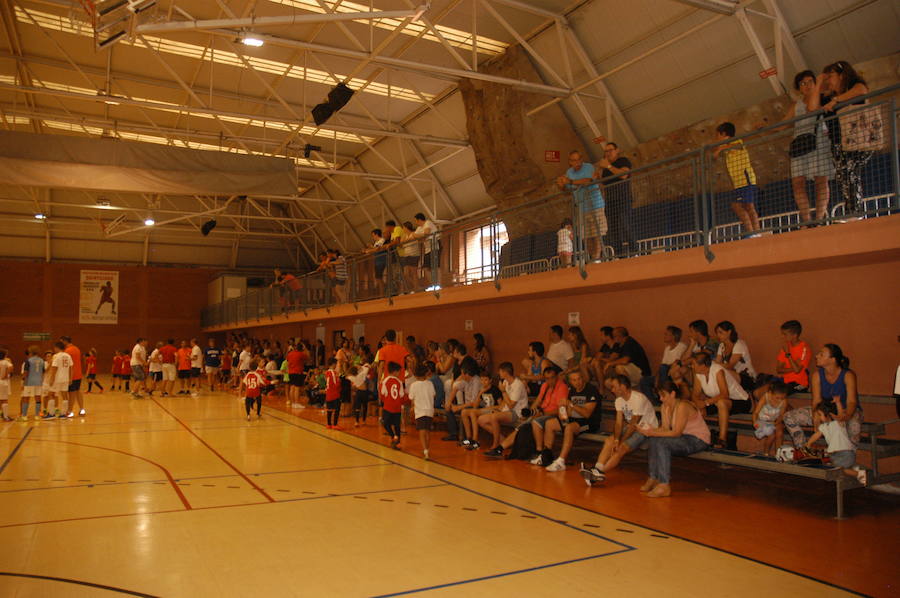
159;344;177;364
112;355;123;375
243;370;267;398
86;355;97;375
121;360;132;375
379;376;408;413
325;369;341;401
221;352;232;370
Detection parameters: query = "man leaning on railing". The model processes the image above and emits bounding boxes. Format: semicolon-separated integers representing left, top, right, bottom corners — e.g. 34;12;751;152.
557;150;606;261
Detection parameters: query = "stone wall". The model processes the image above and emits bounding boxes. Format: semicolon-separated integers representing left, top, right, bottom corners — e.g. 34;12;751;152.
459;45;587;237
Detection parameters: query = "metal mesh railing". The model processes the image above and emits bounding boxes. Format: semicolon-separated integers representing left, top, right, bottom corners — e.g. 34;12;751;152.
201;85;899;328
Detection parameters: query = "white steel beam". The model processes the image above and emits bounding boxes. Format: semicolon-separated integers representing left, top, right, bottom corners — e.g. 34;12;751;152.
134;9;425;33
735;7;785;95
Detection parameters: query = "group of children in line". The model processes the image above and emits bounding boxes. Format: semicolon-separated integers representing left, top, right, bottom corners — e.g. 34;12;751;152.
0;343;85;421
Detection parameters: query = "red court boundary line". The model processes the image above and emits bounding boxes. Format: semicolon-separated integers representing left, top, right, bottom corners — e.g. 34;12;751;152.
150;398;275;503
31;438;191;510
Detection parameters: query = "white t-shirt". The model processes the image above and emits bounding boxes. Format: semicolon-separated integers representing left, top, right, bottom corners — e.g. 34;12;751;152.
190;345;203;368
546;340;574;371
51;351;74;386
716;339;756;378
819;420;853;453
417;220;438;252
696;363;748;401
130;343;146;367
348;365;370;390
557;228;573;253
661;342;687;365
238;350;252;371
408;379;435;419
614;390;658;428
500;378;528;416
148;349;163;372
0;358;12;387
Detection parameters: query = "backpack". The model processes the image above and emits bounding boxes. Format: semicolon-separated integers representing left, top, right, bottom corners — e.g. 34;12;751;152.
507;421;537;460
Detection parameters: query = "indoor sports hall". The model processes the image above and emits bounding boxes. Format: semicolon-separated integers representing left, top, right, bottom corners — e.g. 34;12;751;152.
1;1;899;596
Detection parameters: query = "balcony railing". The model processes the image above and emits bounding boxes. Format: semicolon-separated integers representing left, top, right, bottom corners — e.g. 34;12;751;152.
202;85;899;328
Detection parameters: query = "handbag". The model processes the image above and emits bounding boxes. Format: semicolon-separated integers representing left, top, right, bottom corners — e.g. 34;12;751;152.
838;101;886;152
788;133;816;158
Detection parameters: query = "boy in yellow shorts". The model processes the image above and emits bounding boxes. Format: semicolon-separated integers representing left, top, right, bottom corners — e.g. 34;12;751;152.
714;122;761;237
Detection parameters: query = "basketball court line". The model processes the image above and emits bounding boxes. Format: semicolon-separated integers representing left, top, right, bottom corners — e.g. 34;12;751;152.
150;397;275;502
0;428;32;474
265;407;869;597
262;409;636;550
0;571;158;598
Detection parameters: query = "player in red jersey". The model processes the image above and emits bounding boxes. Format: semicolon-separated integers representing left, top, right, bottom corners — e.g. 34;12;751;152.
120;354;132;393
111;351;124;391
85;348;104;393
380;361;410;449
242;361;267;421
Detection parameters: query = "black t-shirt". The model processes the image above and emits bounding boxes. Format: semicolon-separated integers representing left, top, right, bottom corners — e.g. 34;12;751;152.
480;385;503;407
596;343;613;358
618;337;651;377
567;383;601;427
600;157;632;184
459;355;478;377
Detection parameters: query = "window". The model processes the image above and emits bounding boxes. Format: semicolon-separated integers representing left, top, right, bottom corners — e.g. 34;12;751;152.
459;222;508;283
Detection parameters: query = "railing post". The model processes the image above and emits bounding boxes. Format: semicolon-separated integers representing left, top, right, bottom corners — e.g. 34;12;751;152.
891;98;899;211
700;145;715;263
572;188;588;279
492;215;501;291
430;233;440;298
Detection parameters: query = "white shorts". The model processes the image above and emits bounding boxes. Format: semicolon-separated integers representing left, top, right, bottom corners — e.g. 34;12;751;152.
51;381;69;393
162;363;176;381
0;383;8;401
205;367;219;375
22;385;42;398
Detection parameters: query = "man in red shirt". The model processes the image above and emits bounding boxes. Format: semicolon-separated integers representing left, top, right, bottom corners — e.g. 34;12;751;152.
159;339;178;396
286;343;309;406
376;329;410;382
61;336;84;417
176;340;192;395
380;361;409;449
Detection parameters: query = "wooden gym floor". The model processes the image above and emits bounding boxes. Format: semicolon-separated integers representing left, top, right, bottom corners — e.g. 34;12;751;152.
0;385;897;597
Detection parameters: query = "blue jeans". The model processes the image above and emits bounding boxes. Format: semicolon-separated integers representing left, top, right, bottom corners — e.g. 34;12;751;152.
648;434;708;484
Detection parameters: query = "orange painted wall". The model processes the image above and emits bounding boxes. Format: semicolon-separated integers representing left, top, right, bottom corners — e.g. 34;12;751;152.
230;217;900;396
0;261;216;370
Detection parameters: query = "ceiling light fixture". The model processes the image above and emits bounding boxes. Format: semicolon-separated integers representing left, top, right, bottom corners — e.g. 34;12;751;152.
34;213;46;220
144;216;155;226
241;33;264;47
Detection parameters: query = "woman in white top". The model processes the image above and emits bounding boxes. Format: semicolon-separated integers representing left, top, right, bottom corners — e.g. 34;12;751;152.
659;325;687;383
692;352;750;449
784;70;833;222
714;321;756;389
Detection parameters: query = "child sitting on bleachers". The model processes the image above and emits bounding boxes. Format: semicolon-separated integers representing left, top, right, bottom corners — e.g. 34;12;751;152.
805;401;867;485
752;381;788;456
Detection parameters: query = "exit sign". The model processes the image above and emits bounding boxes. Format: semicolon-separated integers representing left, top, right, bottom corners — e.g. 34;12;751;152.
759;66;777;79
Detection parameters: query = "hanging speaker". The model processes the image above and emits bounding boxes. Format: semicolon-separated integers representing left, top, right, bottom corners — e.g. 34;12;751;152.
201;219;217;236
312;102;334;126
327;83;354;111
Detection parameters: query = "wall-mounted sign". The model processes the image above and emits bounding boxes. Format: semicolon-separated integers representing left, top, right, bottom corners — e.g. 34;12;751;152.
464;319;473;331
568;312;580;326
544;150;560;162
79;269;118;324
23;332;51;341
759;66;777;79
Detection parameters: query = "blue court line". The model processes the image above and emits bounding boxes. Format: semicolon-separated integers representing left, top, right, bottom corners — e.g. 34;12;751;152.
0;428;33;475
371;547;634;597
0;462;395;494
264;410;637;552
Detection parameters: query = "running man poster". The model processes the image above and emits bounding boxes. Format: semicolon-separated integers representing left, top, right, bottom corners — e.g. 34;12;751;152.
80;270;118;324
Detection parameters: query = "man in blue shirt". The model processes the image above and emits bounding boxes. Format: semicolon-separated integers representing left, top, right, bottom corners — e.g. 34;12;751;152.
557;150;606;261
203;338;222;391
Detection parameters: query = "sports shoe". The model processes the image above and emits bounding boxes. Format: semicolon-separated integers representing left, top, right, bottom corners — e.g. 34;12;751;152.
161;392;169;397
466;441;480;450
460;439;471;448
856;468;868;486
390;437;400;449
580;464;606;486
529;454;544;465
79;409;86;416
42;412;56;420
247;414;251;421
546;457;566;472
423;450;430;461
484;447;504;458
16;416;28;422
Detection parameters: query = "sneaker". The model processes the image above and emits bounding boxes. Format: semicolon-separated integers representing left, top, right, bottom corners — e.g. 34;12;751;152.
42;412;56;420
390;437;400;450
162;392;169;397
580;465;606;486
247;414;251;421
529;454;544;465
79;409;86;416
465;441;480;451
16;416;28;422
484;447;503;458
856;469;868;486
460;439;471;448
545;457;566;472
423;450;430;461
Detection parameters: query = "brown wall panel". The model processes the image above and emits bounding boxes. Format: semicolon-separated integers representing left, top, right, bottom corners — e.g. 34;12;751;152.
0;261;216;371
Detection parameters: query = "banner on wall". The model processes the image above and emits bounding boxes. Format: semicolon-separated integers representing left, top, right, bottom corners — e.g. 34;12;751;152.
79;270;119;324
